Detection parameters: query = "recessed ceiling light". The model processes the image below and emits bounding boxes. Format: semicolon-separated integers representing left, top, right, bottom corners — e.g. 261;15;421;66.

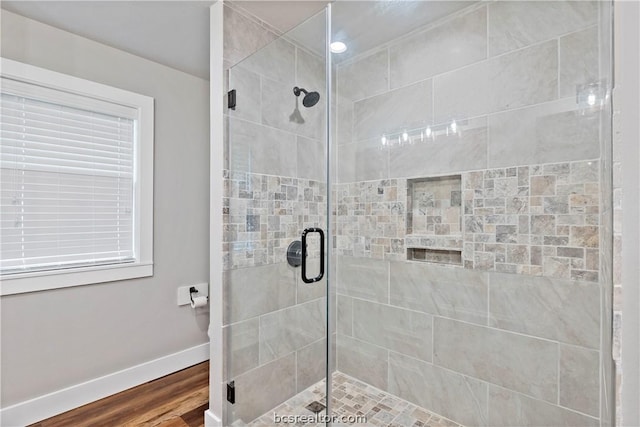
330;41;347;53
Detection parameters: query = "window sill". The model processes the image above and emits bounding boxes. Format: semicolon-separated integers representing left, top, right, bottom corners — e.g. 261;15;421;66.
0;262;153;295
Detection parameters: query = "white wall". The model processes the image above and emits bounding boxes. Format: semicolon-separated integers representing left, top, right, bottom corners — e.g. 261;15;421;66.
0;9;210;409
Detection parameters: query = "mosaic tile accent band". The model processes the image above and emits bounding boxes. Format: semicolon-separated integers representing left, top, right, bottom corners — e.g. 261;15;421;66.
335;160;600;281
223;170;326;270
224;160;599;281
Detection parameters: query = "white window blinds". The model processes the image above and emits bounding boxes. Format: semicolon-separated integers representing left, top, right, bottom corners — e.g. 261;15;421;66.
1;79;138;274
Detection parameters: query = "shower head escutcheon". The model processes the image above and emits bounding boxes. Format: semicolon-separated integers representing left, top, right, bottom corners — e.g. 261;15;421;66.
293;86;320;108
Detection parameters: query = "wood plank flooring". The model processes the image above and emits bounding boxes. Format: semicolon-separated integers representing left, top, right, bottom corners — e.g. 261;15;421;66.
29;362;209;427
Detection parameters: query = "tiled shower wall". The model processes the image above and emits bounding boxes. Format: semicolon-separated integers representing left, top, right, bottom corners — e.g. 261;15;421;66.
335;1;611;426
222;5;328;424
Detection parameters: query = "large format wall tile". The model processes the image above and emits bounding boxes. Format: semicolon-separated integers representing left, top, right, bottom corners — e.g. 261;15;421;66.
488;386;599;427
390;7;487;89
336;96;354;145
296;273;325;304
240;36;295;85
488;1;598;56
296;48;325;99
434;41;557;123
259;298;326;364
223;5;279;66
228;117;297;177
337;49;389;102
389;352;488;426
488;272;600;348
223;318;259;379
559;344;600;417
337;295;353;336
434;317;558;402
228;65;262;124
388;120;488;178
232;353;296;424
337;139;389;183
336;335;388;390
336;256;389;303
261;76;324;140
353;79;433;142
296;338;326;393
353;299;433;361
389;262;488;325
559;26;599;98
296;136;325;182
487;98;600;168
224;262;296;324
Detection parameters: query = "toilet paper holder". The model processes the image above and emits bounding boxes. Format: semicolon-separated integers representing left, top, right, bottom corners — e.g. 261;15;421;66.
189;286;199;303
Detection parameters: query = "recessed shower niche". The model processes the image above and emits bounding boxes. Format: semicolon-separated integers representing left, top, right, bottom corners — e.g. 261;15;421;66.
406;175;463;265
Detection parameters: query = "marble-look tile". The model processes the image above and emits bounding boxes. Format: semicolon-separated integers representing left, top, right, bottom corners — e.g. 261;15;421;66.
488;98;599;168
223;318;259;380
390;7;487;89
297;275;326;305
336;138;388;183
296;48;325;100
261;76;324;140
240;36;295;85
337;49;389;101
389;261;488;325
559;344;600;416
232;353;297;424
224;262;297;324
296;338;326;393
488;1;598;56
433;317;558;402
336;96;354;145
336;256;389;303
559;26;599;98
337;295;353;336
434;41;558;123
353;299;433;361
488;272;599;348
336;335;388;391
297;136;325;182
388;352;488;426
223;5;279;67
228;117;297;177
353;79;433;142
228;65;262;124
259;298;326;364
488;386;599;427
388;118;488;178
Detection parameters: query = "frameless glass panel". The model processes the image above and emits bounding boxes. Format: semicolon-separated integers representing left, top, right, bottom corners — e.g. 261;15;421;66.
330;1;613;426
222;1;614;425
222;7;328;426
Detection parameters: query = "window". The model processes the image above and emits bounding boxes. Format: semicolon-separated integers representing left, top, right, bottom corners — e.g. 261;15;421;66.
0;58;154;295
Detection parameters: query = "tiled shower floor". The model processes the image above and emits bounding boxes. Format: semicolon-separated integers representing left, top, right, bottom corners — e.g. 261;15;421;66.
248;372;464;426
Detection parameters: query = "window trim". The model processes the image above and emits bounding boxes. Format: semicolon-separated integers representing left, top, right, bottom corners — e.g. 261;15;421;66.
0;58;154;295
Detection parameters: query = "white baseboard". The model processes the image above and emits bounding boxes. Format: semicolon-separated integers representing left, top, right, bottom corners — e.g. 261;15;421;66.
0;342;210;427
205;409;223;426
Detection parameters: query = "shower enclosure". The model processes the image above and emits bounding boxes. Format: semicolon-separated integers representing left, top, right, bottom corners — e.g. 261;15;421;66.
219;1;614;425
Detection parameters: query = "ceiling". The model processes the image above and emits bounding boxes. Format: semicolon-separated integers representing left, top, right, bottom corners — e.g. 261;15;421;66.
2;1;475;78
1;1;215;79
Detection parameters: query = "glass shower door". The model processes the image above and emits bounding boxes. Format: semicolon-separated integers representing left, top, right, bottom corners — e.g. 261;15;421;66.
222;9;329;426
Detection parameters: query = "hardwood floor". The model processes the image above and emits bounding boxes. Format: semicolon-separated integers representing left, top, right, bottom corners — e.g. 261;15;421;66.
29;362;209;427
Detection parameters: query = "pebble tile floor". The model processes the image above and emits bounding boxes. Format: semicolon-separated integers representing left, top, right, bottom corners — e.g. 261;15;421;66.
246;372;464;427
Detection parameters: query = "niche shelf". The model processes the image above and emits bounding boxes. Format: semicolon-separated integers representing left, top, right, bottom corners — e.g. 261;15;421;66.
406;175;463;265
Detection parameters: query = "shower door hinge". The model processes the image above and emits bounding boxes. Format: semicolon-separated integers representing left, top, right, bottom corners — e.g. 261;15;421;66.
227;381;236;404
228;89;236;110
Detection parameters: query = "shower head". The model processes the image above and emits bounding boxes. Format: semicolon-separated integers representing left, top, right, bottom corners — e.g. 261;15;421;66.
293;86;320;108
